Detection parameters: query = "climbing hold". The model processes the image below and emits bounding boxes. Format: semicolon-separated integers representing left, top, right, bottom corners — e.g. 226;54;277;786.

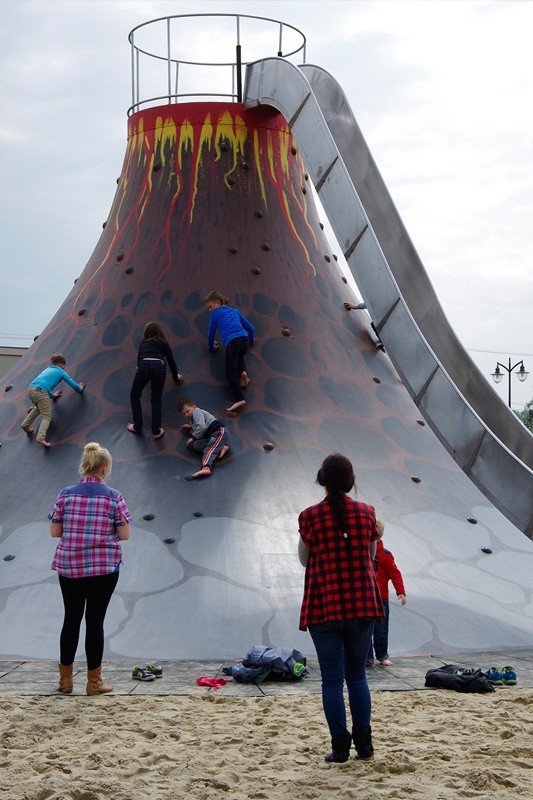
3;554;15;562
251;266;261;275
261;242;271;251
193;511;203;518
410;476;421;483
324;254;331;262
74;278;78;284
4;385;13;392
301;186;307;194
102;221;107;229
125;265;134;274
341;276;347;284
467;517;478;524
153;162;161;172
241;161;250;170
254;210;264;219
116;177;120;184
33;335;39;341
333;254;338;261
228;245;238;254
319;222;324;230
304;172;309;181
291;146;297;155
481;547;493;554
164;538;176;544
416;419;426;426
227;176;235;186
281;327;292;337
372;376;381;384
220;142;229;152
78;308;86;316
116;253;125;262
263;442;275;451
143;513;155;521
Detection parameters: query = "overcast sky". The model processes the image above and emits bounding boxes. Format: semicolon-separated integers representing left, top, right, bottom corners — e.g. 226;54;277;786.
1;0;532;410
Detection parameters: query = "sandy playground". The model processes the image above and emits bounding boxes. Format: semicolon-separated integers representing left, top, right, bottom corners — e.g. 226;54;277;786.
1;687;533;800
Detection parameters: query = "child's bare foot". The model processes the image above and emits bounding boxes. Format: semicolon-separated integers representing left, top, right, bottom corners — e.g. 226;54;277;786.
127;423;141;434
191;466;212;479
240;371;250;388
226;400;246;414
153;427;165;440
36;439;52;448
217;445;230;460
22;426;34;436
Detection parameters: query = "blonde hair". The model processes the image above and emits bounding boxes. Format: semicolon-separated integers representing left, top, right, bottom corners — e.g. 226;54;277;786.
79;442;112;477
376;519;385;538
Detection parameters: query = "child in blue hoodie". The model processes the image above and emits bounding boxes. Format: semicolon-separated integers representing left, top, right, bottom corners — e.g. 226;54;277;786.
204;291;254;413
21;354;85;447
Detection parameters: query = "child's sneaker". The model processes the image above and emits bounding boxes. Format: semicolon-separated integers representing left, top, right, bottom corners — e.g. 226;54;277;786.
501;666;517;685
132;665;156;681
485;667;503;685
145;663;163;678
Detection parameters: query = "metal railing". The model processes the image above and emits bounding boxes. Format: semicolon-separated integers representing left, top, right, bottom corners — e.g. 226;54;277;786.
128;13;306;115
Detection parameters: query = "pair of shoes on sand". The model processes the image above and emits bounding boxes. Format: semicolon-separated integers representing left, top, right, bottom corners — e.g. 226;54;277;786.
485;666;517;685
132;664;163;681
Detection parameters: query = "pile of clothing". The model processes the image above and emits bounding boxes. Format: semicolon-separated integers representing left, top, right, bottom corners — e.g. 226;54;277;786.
425;664;517;693
223;645;309;684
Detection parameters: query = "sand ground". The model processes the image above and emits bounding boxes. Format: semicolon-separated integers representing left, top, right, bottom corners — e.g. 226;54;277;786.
1;687;532;800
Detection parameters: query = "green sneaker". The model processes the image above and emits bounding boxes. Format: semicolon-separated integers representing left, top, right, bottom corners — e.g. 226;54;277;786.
485;667;503;685
132;665;156;682
145;663;163;678
501;666;517;685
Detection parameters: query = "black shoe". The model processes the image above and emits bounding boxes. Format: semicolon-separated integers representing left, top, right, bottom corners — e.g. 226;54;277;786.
352;726;373;759
324;732;352;763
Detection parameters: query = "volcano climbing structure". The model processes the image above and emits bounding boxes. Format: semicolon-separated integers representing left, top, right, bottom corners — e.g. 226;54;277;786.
1;14;532;663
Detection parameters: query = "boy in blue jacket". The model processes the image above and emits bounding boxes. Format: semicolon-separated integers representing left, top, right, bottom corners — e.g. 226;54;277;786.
204;291;254;413
21;354;85;448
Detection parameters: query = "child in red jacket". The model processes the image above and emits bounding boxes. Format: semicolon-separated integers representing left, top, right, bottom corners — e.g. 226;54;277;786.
367;521;406;667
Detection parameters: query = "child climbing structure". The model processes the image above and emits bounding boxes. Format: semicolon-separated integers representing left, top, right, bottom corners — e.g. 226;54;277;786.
1;14;532;663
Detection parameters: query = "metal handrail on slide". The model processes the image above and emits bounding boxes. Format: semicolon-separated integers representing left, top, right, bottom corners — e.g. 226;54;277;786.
244;57;533;537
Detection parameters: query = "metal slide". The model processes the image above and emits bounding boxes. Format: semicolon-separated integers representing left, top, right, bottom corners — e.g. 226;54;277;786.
244;58;533;536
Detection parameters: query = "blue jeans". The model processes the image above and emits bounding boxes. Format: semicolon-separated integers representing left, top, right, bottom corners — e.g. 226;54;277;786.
130;362;166;434
225;336;248;402
309;617;373;738
367;599;389;663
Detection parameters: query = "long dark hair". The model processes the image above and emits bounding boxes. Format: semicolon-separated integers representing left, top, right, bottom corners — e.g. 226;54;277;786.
143;321;168;342
317;453;356;545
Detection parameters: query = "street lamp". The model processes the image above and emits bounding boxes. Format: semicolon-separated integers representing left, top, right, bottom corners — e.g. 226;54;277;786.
491;358;529;408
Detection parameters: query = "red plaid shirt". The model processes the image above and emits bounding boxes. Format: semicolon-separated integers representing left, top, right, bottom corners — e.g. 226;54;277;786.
49;476;131;578
299;496;383;630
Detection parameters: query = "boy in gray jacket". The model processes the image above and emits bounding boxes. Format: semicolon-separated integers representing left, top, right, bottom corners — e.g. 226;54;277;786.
177;397;229;479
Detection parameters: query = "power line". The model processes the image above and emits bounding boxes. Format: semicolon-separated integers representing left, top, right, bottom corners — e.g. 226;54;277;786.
467;348;533;358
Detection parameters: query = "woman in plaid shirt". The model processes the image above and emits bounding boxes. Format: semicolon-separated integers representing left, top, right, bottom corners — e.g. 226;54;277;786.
298;453;382;763
49;442;131;695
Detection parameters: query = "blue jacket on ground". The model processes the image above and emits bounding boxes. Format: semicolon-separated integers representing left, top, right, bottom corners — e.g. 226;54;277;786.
207;306;254;351
223;645;309;683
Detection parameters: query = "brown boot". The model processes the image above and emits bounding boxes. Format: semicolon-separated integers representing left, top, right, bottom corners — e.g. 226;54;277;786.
86;666;112;695
57;663;73;694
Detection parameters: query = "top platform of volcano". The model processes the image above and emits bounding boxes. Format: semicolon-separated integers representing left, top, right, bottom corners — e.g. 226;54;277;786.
128;13;307;115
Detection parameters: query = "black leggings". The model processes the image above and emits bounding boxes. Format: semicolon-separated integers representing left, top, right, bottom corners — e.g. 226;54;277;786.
58;571;119;670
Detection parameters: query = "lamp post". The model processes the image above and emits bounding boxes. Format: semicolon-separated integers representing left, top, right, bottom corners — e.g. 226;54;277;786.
491;358;529;408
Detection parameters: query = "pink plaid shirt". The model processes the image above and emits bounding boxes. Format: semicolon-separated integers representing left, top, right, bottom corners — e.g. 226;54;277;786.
49;475;131;578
